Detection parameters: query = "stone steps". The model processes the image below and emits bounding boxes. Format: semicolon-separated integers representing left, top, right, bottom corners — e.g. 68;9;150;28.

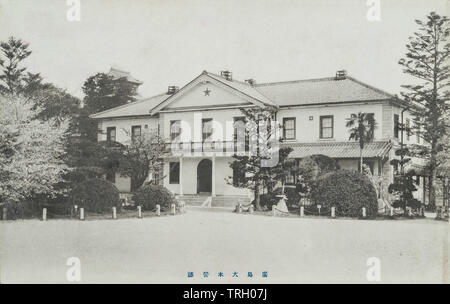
177;195;250;208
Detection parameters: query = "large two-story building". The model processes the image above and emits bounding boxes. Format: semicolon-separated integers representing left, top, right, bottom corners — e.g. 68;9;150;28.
90;69;429;207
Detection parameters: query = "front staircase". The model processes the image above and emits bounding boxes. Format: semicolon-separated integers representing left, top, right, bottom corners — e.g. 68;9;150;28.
178;195;250;208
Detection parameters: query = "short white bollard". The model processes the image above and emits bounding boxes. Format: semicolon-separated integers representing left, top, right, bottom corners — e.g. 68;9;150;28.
2;207;7;220
112;207;117;219
272;205;276;216
331;206;335;218
362;207;367;218
137;206;142;218
156;204;161;216
237;203;242;213
79;208;85;221
42;208;47;221
317;204;322;216
249;205;254;214
300;206;304;217
390;206;394;217
171;203;176;215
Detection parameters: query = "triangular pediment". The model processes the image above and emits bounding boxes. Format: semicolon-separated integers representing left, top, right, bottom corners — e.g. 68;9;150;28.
162;81;253;111
150;72;274;115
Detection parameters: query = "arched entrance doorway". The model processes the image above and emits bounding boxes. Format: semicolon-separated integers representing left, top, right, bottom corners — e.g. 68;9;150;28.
197;159;212;194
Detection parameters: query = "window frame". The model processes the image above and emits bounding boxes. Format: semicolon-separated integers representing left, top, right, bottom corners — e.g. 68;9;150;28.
169;162;180;184
131;125;141;143
170;120;181;141
319;115;334;139
283;117;296;140
106;127;116;142
202;118;213;142
394;114;399;139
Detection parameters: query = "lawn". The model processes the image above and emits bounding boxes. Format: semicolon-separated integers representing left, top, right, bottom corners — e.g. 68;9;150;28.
0;207;448;283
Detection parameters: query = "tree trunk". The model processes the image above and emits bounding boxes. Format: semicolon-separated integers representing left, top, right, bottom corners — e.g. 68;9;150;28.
360;148;363;173
254;183;261;211
429;147;437;210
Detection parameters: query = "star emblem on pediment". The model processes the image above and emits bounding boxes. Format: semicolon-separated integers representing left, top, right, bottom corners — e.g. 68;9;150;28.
203;88;211;96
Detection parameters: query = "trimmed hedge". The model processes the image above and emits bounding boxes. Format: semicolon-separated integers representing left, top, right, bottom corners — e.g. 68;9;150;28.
311;170;378;218
132;184;176;211
71;178;121;213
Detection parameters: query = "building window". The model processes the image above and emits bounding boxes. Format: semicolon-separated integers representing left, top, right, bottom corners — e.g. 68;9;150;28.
131;125;141;143
170;120;181;141
283;117;296;140
406;118;410;141
320;115;334;139
394;114;399;139
106;127;116;142
202;118;213;141
169;162;180;184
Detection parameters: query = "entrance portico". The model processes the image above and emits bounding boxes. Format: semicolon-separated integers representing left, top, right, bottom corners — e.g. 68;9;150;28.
164;155;245;197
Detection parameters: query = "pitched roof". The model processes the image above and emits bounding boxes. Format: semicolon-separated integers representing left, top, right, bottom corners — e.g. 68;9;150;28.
89;93;169;119
282;141;392;159
90;71;396;119
255;76;394;106
108;67;143;85
206;72;277;107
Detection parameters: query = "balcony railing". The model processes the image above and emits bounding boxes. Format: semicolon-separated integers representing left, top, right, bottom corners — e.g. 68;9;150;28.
164;140;250;155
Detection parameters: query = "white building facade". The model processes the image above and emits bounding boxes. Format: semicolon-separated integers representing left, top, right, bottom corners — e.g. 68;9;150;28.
91;70;429;206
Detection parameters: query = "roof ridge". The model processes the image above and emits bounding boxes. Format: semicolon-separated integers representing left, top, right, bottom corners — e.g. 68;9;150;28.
90;92;168;118
255;77;337;87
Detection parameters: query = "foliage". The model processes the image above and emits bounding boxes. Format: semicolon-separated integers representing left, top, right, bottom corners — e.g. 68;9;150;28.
399;12;450;207
132;184;176;211
83;73;138;114
0;96;70;203
70;178;120;213
227;106;293;210
297;154;338;195
0;36;33;95
388;147;421;212
346;112;376;172
118;129;167;191
311;170;378;217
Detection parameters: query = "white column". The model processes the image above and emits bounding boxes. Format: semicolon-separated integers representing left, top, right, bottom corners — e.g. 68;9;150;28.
179;157;183;196
211;155;216;197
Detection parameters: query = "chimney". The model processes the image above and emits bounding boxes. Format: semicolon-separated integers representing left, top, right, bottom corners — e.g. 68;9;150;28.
335;70;347;80
220;70;232;81
245;79;256;86
167;86;179;95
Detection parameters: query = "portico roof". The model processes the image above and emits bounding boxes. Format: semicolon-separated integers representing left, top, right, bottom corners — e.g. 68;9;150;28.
282;141;392;159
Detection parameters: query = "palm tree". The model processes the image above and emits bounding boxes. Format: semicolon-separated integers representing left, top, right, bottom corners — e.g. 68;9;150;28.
346;112;376;173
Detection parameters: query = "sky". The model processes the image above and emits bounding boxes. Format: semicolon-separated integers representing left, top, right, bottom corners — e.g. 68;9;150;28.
0;0;448;99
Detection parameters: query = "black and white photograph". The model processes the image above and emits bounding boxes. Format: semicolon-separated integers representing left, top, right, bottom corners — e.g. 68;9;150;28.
0;0;449;288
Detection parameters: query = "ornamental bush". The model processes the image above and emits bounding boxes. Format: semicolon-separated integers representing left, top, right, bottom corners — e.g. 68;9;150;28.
132;184;176;211
71;178;121;213
311;170;378;218
298;154;338;194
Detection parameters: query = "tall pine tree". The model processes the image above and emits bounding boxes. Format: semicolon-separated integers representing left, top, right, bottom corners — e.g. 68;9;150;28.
399;12;450;209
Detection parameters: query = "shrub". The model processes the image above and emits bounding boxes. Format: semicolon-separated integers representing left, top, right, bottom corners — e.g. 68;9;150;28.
258;193;278;211
132;184;176;211
311;170;378;218
71;178;120;213
298;154;338;194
